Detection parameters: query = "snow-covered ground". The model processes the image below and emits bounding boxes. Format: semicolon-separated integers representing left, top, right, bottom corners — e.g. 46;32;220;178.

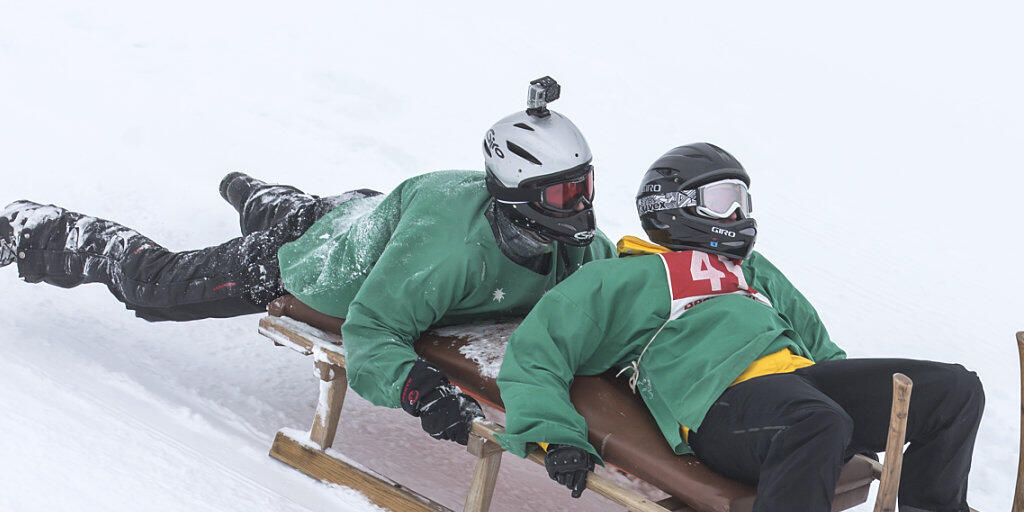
1;1;1022;510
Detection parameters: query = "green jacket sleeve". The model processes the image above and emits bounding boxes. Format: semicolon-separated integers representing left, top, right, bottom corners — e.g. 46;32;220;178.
340;241;472;408
494;289;605;464
748;253;846;362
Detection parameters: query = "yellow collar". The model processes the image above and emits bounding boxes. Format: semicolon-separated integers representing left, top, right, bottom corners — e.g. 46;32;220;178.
616;236;672;257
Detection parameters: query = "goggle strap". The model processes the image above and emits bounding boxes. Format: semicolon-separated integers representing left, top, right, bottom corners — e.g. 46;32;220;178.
637;190;698;215
485;177;542;203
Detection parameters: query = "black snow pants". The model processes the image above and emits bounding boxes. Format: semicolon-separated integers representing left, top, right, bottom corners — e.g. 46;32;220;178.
9;179;379;321
688;359;984;512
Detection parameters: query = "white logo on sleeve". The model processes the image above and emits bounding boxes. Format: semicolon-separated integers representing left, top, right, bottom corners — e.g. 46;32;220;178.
492;288;506;302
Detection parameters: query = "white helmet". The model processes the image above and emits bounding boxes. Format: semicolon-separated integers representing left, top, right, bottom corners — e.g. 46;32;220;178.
483;77;597;246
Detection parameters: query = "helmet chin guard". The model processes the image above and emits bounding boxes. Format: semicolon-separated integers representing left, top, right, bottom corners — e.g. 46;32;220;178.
644;209;757;259
503;201;596;246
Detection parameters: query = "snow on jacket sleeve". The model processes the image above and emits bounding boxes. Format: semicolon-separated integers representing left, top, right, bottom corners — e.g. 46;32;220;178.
747;252;846;362
278;185;401;318
494;287;606;463
340;237;473;408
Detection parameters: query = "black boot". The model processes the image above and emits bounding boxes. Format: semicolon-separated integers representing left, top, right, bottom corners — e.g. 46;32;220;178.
219;171;268;214
0;210;17;267
2;200;54;269
218;172;326;236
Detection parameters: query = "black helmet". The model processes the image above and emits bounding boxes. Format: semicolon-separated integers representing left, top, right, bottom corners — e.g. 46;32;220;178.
636;143;757;259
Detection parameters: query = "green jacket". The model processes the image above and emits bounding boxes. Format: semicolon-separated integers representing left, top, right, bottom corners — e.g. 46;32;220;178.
494;249;846;461
277;171;616;408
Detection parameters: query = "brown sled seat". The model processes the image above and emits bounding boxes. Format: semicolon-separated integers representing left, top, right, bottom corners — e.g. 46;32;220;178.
268;295;874;512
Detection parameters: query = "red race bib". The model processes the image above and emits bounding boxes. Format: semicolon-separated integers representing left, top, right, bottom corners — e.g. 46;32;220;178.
659;251;772;319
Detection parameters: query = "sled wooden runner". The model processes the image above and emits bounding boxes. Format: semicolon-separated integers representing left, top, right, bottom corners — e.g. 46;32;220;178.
257;295;927;512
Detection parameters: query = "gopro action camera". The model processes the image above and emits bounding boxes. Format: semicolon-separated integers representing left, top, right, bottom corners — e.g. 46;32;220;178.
526;76;561;118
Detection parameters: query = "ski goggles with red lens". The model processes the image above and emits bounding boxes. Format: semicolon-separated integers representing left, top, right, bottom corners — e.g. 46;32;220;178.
637;179;751;218
487;164;595;213
538;168;594;212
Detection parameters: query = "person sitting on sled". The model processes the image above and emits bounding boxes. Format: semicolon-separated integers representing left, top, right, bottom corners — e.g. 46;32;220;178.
0;77;616;447
494;143;984;512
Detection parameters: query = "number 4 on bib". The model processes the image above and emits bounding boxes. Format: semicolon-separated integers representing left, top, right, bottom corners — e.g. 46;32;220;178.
661;250;770;319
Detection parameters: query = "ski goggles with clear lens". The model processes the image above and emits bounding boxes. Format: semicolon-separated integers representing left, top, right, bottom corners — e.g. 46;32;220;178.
636;179;751;218
695;179;752;219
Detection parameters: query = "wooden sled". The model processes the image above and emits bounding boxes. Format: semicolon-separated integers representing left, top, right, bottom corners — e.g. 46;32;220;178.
257;295;919;512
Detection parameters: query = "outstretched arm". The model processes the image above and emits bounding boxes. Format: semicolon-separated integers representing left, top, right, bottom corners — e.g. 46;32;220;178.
341;241;483;443
494;289;605;463
342;240;470;405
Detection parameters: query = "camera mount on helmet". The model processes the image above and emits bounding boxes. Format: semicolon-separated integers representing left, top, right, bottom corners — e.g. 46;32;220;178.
526;76;560;118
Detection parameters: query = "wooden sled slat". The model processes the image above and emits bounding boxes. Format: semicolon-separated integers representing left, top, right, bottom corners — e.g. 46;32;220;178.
464;435;504;512
258;315;347;367
874;373;913;512
1014;331;1024;512
270;430;452;512
311;362;348;450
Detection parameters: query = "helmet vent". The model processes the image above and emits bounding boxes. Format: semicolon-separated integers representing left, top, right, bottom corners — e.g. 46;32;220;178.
506;140;542;165
513;123;535;131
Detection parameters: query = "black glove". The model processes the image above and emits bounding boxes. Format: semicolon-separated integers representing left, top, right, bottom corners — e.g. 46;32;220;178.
544;444;595;498
401;358;484;445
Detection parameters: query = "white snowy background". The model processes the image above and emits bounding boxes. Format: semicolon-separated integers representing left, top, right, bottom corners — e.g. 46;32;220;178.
1;1;1022;510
